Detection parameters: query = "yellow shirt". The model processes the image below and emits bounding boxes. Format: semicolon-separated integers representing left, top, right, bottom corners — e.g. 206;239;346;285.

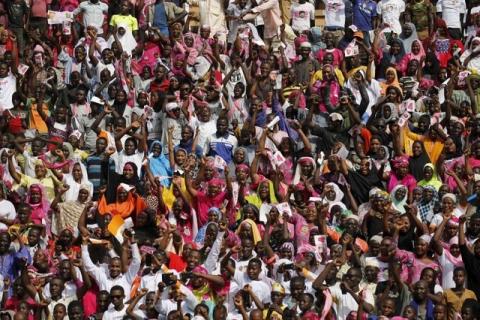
110;14;139;32
402;126;444;164
443;289;477;316
18;174;59;202
311;68;345;87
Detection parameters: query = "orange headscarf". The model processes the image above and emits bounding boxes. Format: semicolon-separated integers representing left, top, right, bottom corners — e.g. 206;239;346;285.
98;185;146;218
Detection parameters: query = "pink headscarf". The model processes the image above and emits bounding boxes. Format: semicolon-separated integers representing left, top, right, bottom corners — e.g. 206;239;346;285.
27;184;51;224
391;155;410;169
410;39;426;62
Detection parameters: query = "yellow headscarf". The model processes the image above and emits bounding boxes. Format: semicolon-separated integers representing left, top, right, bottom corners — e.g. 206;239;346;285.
235;218;262;244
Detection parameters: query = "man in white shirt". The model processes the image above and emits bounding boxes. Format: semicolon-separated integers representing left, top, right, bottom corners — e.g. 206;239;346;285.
376;0;406;35
291;0;315;33
81;234;141;301
436;0;466;39
72;0;109;35
102;286;128;320
0;62;16;112
323;0;348;42
329;267;375;320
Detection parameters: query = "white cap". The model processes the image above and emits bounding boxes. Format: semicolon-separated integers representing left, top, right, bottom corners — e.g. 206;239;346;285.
329;112;344;122
166;102;179;111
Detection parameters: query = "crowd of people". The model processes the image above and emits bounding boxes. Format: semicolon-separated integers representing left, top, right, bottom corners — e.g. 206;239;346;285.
3;0;480;320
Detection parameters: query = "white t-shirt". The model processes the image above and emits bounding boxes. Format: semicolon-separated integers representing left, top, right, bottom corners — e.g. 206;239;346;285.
232;270;271;305
291;2;316;32
102;305;127;320
323;0;346;28
0;199;16;231
0;73;16;112
436;0;467;29
113;151;145;176
329;283;376;320
377;0;405;35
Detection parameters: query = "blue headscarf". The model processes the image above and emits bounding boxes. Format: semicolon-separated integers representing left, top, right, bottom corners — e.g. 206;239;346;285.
148;140;172;187
194;207;222;245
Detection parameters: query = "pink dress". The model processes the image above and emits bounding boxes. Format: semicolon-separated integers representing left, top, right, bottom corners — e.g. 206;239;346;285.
396;249;440;284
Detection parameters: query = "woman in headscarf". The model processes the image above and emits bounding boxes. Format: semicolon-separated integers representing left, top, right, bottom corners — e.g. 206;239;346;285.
418;163;443;191
245;179;279;209
396;235;440;284
429;193;461;233
387;155;417;196
195;207;222;246
293;157;317;186
106;161;143;204
345;69;382;121
51;183;91;236
380;68;402;95
391;185;408;214
431;216;463;289
148;140;172;188
460;37;480;74
8;150;60;202
398;40;426;76
409;141;432;182
323;183;344;207
98;183;146;218
417;185;439;224
108;23;137;55
59;161;93;202
235;218;262;244
26;184;51;225
374;37;406;79
399;22;418;54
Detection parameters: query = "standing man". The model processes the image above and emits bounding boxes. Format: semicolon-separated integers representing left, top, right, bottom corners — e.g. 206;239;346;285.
376;0;405;35
436;0;466;40
323;0;348;44
4;0;28;60
146;0;187;37
72;0;109;36
247;0;283;48
352;0;377;45
291;0;316;34
205;116;238;164
406;0;434;42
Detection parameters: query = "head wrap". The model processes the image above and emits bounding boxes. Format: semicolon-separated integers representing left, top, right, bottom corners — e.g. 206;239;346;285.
391;155;409;169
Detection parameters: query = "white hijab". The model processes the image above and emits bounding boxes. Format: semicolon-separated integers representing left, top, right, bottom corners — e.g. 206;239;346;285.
108;23;137;55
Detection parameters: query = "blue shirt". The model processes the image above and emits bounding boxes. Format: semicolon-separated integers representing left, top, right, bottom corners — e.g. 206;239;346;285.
353;0;377;31
206;133;238;164
153;3;169;36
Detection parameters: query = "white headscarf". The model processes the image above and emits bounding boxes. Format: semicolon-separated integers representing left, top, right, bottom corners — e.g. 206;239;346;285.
108;23;137;54
63;161;93;202
293;156;317;185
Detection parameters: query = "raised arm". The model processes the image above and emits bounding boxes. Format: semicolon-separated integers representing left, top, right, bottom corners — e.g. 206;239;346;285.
6;150;21;184
431;216;449;256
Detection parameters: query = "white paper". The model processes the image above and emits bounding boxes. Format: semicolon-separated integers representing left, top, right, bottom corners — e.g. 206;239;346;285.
17;64;29;76
276;202;292;217
47;10;73;25
214;155;227;170
266;116;280;129
314;235;327;253
259;203;272;223
344;44;359;57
